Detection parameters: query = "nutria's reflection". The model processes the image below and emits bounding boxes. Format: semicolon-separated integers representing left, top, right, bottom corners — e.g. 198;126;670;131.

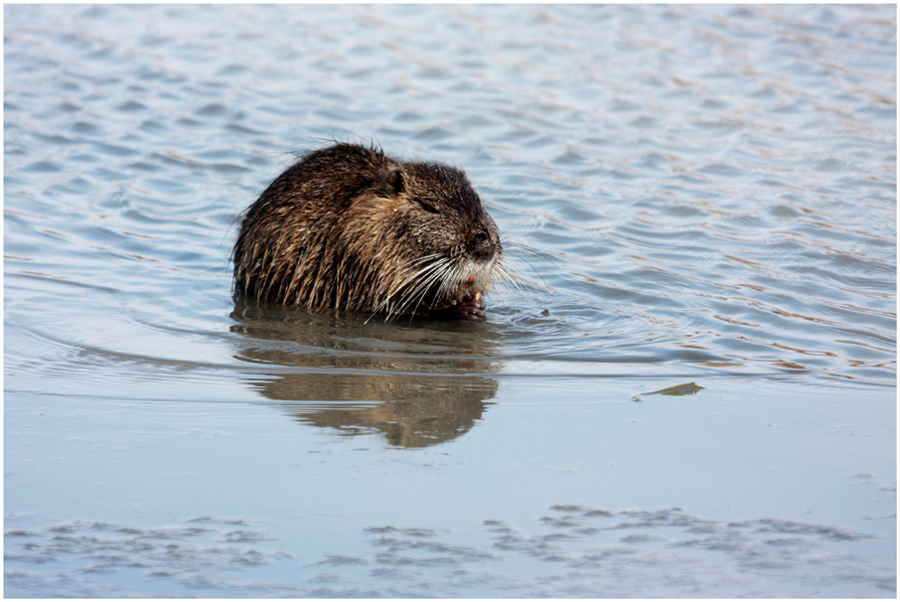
230;299;501;447
275;374;496;447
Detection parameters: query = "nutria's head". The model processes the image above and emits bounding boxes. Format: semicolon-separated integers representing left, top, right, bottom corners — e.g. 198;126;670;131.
339;158;503;318
232;143;503;320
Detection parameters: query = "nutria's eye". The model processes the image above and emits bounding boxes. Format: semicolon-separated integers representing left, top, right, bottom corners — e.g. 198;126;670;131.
415;197;440;214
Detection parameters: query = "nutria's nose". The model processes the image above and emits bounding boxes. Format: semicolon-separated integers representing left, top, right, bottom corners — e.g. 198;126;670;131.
470;231;495;262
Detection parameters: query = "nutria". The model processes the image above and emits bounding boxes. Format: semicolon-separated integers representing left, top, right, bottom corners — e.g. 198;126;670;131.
232;143;503;320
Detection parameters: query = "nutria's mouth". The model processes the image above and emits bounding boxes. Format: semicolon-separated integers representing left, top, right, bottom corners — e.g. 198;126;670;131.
405;259;495;315
452;276;482;305
425;283;482;312
425;287;483;320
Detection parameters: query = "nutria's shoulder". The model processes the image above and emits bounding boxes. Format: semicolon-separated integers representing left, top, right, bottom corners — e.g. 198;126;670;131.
233;142;503;320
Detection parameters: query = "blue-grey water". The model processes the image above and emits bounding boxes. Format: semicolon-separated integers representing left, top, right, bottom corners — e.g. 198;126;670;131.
4;4;896;598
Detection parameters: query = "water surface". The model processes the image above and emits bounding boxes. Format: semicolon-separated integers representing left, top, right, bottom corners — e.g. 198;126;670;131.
5;4;896;597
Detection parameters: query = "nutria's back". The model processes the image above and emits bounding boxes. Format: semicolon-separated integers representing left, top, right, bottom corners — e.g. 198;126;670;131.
233;143;503;319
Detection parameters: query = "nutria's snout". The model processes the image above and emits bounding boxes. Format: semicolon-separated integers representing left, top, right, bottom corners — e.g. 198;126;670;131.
232;142;504;320
470;228;497;262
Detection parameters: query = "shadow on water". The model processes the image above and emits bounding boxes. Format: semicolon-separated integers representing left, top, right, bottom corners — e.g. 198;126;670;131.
229;298;502;447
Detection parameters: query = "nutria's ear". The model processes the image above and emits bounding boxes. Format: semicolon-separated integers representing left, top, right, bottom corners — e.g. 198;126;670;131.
379;166;404;197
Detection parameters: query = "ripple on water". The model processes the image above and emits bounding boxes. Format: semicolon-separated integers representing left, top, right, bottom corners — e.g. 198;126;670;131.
3;3;895;387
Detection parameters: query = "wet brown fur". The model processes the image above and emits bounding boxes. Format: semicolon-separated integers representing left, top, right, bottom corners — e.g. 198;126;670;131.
233;143;503;318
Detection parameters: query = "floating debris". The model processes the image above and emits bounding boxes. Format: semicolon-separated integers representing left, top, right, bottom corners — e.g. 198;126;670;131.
633;382;704;402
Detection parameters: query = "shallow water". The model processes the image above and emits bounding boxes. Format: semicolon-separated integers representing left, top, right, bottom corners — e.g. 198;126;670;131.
4;4;896;597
